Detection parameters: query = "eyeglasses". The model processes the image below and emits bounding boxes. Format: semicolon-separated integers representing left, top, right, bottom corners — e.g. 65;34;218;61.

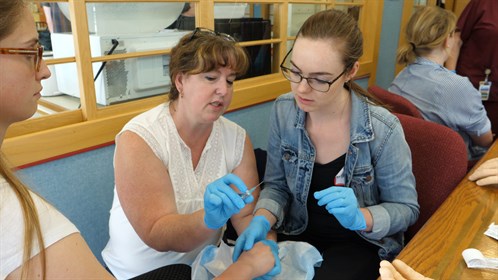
0;45;44;72
280;47;350;93
188;27;237;43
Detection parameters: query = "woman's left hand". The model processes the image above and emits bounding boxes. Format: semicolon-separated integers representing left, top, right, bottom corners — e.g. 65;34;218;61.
314;187;366;230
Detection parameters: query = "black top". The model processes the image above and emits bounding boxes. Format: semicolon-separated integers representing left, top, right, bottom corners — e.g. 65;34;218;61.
300;153;373;251
278;154;381;280
304;154;356;250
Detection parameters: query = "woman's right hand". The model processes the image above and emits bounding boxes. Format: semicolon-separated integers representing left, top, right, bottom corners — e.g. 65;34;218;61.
204;174;253;229
468;158;498;186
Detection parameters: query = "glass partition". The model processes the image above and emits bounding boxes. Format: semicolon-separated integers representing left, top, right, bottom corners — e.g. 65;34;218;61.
6;0;383;167
288;4;322;37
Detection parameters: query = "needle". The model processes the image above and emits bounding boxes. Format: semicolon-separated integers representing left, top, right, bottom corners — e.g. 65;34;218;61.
239;181;264;199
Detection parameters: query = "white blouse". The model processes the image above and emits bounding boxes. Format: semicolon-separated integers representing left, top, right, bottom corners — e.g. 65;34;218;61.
102;103;246;279
0;176;78;279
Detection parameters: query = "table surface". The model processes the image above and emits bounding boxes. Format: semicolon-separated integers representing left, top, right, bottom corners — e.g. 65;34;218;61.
397;140;498;279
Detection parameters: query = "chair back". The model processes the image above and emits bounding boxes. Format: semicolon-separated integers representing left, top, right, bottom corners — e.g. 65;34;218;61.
368;85;424;119
395;114;468;243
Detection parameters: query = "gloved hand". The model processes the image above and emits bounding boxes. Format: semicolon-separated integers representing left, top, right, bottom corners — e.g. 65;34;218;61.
203;174;253;230
254;240;281;280
314;186;366;231
232;215;270;262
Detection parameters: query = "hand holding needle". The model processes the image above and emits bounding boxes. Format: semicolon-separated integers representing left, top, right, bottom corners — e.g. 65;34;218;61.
239;181;264;200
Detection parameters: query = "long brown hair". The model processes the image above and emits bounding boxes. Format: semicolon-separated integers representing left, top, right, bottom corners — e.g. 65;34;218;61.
397;6;457;66
296;9;382;106
0;0;46;278
0;155;46;279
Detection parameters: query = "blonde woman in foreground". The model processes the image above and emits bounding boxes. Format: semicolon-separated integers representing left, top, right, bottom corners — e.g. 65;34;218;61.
0;0;114;278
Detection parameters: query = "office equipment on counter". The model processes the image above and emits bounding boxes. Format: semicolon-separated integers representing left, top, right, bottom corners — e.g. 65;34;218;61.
51;3;187;105
51;30;189;105
57;3;184;35
175;17;272;79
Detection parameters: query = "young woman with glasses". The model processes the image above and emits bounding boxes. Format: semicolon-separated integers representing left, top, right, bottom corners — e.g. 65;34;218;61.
102;28;279;279
233;9;419;280
0;0;114;279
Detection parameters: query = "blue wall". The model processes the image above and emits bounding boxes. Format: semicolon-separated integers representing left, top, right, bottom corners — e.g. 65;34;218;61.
18;146;115;265
226;101;274;149
376;0;404;89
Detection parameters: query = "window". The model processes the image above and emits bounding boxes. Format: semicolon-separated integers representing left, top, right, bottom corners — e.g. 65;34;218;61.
6;0;383;167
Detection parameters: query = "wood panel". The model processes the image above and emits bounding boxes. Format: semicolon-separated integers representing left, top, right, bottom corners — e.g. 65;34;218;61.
398;140;498;280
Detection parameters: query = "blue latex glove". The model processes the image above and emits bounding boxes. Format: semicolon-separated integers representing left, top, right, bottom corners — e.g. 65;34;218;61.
314;186;366;231
254;240;281;280
232;215;270;262
203;174;253;230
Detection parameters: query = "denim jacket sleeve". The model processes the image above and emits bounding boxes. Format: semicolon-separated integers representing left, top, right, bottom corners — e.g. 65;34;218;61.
254;99;293;229
359;113;419;240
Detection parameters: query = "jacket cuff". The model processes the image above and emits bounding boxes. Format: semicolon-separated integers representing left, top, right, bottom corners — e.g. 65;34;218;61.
255;198;284;229
360;205;390;240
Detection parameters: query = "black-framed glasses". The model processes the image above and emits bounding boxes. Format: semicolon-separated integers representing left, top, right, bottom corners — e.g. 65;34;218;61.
188;27;237;43
280;47;350;93
0;45;44;72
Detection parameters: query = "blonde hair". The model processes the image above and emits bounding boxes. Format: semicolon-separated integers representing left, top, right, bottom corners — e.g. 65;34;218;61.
168;29;249;101
296;9;383;106
0;154;46;279
1;0;47;278
397;6;457;65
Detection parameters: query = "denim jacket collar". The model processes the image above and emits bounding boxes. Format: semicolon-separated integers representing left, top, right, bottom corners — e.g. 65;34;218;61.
294;102;307;130
293;90;374;144
350;92;374;144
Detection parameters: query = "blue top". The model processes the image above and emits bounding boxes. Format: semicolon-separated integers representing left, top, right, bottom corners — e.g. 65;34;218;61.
256;91;419;260
389;57;491;160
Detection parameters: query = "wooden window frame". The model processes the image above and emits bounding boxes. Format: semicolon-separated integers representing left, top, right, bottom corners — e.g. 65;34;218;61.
5;0;383;167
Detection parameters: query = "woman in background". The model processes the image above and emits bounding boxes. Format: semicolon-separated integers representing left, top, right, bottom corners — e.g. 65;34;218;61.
234;9;419;280
446;0;498;135
389;6;493;161
0;0;114;278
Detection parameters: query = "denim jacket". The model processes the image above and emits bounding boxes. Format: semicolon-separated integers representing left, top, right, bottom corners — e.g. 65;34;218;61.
255;92;419;260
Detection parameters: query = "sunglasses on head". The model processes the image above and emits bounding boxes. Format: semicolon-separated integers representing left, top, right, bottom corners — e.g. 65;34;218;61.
188;27;237;43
